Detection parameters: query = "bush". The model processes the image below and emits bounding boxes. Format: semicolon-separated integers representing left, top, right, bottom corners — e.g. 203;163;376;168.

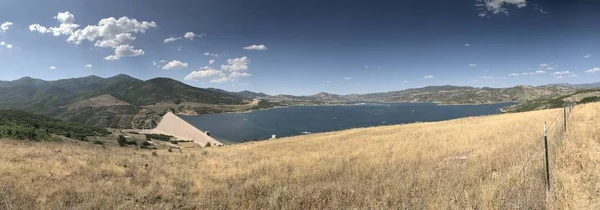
152;151;158;156
117;135;127;147
93;140;104;145
145;134;172;141
170;141;178;144
168;148;173;152
205;142;211;147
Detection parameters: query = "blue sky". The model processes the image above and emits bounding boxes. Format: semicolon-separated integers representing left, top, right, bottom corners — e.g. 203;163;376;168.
0;0;599;95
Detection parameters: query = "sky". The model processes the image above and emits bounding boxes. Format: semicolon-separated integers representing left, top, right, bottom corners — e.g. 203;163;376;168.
0;0;599;95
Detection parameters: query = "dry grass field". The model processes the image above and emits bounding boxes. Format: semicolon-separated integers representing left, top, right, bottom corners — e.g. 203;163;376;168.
0;103;597;209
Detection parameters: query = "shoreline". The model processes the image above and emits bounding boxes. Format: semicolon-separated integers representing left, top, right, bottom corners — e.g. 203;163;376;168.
176;101;519;116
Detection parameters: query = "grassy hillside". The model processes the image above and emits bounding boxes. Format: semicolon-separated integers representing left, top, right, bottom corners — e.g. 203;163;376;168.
0;110;109;141
1;103;597;208
506;88;600;112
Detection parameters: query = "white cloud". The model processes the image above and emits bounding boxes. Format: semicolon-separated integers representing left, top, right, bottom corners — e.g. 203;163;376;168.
95;33;136;48
29;12;156;60
184;32;204;40
584;54;591;59
208;59;215;65
533;5;548;14
539;63;549;67
162;60;188;70
480;76;494;80
55;11;75;24
424;75;434;79
535;70;546;74
221;56;250;72
210;77;234;84
184;67;225;80
104;55;119;60
476;0;527;17
105;45;144;59
29;24;49;33
1;21;13;32
85;64;92;68
30;12;79;36
243;44;268;51
164;37;182;43
0;41;3;45
343;77;353;80
469;63;477;67
203;52;220;57
49;66;56;70
508;73;520;76
585;68;600;73
550;71;570;76
66;16;156;45
5;44;12;49
364;65;369;68
230;72;252;78
464;43;470;47
546;66;554;70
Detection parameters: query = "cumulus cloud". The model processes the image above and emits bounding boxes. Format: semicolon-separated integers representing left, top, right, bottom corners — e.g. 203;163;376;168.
184;67;225;80
66;16;156;45
85;64;92;68
584;54;591;59
476;0;527;17
464;43;470;47
164;37;182;43
95;33;136;48
29;12;79;36
243;44;268;51
535;70;546;74
585;67;600;73
210;77;234;84
104;55;119;60
104;45;144;60
162;60;188;70
469;63;477;67
221;56;250;72
424;75;434;79
6;44;12;49
508;73;520;76
1;21;13;32
29;11;156;60
184;32;204;40
49;66;56;70
550;71;570;76
208;59;215;65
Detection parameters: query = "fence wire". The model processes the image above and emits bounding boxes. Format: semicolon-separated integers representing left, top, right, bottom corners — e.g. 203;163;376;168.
513;100;576;208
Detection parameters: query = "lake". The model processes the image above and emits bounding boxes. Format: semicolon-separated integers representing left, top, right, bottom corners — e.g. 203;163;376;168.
179;102;513;144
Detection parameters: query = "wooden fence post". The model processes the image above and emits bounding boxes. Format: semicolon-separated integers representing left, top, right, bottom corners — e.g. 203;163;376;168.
564;102;567;132
544;122;550;191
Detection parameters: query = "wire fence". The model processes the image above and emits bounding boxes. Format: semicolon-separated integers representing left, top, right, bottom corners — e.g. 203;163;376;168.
513;100;576;208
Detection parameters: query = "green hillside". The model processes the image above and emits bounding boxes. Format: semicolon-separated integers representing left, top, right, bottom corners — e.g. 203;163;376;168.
0;110;109;141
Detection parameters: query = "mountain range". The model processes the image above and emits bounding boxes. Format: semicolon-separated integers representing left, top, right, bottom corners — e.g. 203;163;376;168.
1;74;598;129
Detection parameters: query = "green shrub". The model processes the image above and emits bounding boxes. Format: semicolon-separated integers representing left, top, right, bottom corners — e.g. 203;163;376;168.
93;140;104;145
145;134;172;141
117;135;127;146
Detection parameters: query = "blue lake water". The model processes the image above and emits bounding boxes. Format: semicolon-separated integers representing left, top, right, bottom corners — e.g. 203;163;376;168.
179;102;513;144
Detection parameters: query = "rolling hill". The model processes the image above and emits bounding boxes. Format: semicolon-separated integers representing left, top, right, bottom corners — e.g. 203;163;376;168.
0;75;245;128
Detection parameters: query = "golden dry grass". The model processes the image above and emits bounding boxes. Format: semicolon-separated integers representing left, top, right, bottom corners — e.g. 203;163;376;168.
0;103;595;209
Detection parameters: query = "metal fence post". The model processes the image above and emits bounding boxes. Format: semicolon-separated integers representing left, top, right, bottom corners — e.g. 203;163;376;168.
544;122;550;191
